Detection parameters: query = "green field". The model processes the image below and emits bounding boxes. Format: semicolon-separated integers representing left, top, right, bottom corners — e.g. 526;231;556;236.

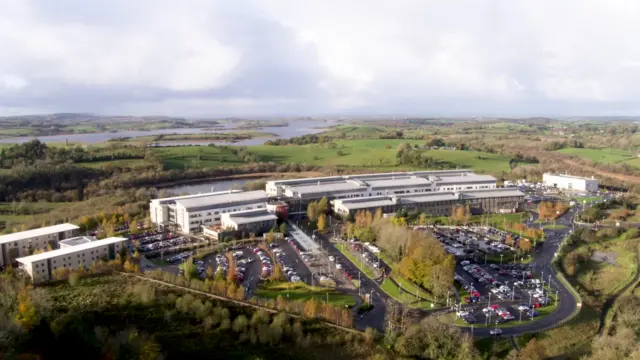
557;148;635;163
0;128;34;136
248;140;512;173
151;146;245;170
255;282;357;307
380;277;436;309
318;125;388;138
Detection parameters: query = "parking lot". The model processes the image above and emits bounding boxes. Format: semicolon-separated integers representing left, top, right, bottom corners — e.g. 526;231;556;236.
454;260;556;326
133;231;206;258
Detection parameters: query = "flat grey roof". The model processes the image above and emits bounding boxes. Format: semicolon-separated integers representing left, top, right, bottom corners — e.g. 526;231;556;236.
461;189;525;199
152;190;243;205
399;192;459;203
286;181;364;195
367;177;432;189
0;223;79;245
59;236;95;247
175;190;268;210
435;174;496;184
225;209;278;225
16;237;127;264
335;196;397;210
268;169;474;186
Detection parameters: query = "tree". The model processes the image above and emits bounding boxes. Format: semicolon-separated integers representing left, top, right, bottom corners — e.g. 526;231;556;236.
318;197;329;214
129;219;139;235
509;338;546;360
279;222;287;236
418;213;427;226
505;234;514;247
307;202;318;221
394;317;480;360
181;258;199;280
519;239;532;252
15;288;38;330
317;214;327;231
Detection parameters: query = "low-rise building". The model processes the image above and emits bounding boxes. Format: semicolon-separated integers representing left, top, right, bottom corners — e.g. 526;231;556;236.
333;188;525;218
0;223;79;267
543;173;599;192
16;236;127;283
267;170;497;213
150;190;269;234
59;236;96;248
202;209;278;241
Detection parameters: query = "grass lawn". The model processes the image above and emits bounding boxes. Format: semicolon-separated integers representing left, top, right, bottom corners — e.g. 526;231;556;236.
572;195;604;203
255;282;357;307
151;146;245;170
380;278;437;308
336;243;376;278
389;273;434;301
556;148;635;163
247;140;513;174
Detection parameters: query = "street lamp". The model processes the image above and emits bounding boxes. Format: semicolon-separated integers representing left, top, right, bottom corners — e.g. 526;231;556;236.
500;254;504;265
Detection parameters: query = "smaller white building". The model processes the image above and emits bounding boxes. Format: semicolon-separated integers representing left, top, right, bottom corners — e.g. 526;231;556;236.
221;209;278;233
0;223;79;267
16;237;127;283
543;173;599;192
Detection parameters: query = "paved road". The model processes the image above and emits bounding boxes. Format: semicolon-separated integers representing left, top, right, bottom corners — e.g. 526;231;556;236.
289;225;391;331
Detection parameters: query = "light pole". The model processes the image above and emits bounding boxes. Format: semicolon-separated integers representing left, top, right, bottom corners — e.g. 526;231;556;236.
555;290;559;303
528;292;532;307
519;309;523;322
548;274;552;288
512;283;515;301
500;254;504;265
488;293;491;308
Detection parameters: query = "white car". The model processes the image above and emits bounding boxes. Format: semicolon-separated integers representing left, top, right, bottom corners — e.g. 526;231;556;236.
328;256;335;262
336;263;342;269
461;260;471;266
490;329;502;335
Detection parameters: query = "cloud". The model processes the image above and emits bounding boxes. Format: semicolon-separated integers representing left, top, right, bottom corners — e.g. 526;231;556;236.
1;0;640;116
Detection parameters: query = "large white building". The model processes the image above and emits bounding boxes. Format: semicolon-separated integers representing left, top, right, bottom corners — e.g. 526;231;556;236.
266;170;497;213
543;173;599;192
150;190;269;234
333;188;525;218
16;236;127;283
0;223;79;267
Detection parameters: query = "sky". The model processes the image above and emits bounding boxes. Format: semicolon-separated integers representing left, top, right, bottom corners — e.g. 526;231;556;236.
1;0;640;117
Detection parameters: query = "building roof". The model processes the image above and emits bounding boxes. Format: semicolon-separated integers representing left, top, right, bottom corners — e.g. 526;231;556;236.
285;181;365;196
223;209;278;225
543;173;597;181
175;190;268;210
398;192;460;204
460;188;525;199
0;223;79;245
334;196;397;210
151;190;243;205
367;177;432;190
15;237;127;264
434;174;496;185
268;169;474;186
59;236;96;247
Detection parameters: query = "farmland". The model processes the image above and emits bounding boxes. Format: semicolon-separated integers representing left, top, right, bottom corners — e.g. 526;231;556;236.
556;148;636;164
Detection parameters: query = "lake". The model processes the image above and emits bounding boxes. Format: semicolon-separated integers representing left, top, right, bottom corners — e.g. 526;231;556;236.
163;178;259;195
0;120;330;145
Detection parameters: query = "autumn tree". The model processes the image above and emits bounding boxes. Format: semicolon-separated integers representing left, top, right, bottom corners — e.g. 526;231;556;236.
418;213;427;226
15;288;38;330
307;202;318;222
317;197;329;214
317;214;327;231
519;239;532;253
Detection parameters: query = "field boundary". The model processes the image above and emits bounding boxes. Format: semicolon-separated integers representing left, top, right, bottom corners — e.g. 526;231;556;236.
119;272;363;335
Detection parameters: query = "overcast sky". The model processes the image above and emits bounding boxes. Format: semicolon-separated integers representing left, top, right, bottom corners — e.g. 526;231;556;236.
1;0;639;117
